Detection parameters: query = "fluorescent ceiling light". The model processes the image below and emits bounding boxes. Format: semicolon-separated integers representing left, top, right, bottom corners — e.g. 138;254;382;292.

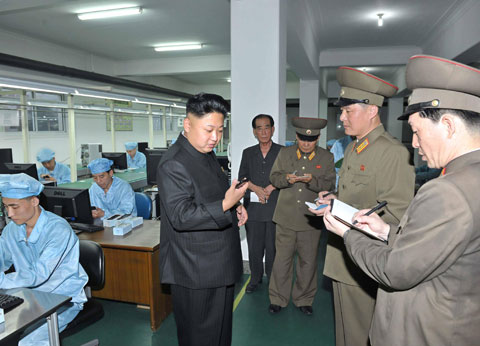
154;43;203;52
0;82;70;95
377;13;384;27
77;7;142;20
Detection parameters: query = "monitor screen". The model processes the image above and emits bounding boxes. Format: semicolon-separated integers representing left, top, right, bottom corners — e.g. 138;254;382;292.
145;148;167;185
137;142;148;155
0;163;39;180
0;148;13;174
101;152;128;170
0;148;13;164
40;187;93;224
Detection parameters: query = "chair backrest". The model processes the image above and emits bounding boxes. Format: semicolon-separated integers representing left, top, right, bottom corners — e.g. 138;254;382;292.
135;192;152;219
79;240;105;291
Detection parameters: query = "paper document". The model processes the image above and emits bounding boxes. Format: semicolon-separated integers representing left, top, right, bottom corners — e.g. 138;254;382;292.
250;191;260;203
331;199;385;241
305;201;328;210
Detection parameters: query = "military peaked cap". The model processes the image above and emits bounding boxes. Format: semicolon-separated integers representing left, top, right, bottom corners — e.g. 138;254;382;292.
335;67;398;107
399;55;480;119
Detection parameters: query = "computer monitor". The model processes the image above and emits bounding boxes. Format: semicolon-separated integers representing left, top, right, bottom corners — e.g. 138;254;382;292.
137;142;148;155
145;148;167;185
0;148;13;164
0;148;13;174
40;187;93;224
0;163;39;180
101;152;128;170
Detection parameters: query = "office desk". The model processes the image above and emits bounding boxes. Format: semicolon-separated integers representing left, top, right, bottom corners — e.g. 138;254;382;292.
0;288;71;346
78;220;171;331
60;168;148;191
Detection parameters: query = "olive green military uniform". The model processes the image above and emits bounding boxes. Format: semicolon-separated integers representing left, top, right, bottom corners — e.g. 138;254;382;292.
324;67;415;346
345;55;480;346
269;143;336;307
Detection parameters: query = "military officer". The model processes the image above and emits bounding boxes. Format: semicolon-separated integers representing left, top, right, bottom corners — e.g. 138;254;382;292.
322;55;480;346
268;117;335;315
313;67;415;346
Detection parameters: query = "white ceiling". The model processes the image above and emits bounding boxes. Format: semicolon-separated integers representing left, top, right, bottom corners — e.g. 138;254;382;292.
0;0;477;88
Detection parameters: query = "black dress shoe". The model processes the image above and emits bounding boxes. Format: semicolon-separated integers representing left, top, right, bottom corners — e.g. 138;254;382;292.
268;304;282;314
245;283;258;293
298;306;313;315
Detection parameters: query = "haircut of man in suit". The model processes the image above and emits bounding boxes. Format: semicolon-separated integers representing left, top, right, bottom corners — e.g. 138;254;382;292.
157;92;248;346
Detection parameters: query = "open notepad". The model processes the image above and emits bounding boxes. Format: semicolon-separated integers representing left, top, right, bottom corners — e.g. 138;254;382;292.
331;199;385;241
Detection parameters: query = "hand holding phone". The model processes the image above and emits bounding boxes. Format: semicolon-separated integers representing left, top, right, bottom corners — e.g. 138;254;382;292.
236;177;249;189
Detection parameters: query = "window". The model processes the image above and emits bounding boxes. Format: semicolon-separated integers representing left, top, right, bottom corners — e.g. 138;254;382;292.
0;91;67;132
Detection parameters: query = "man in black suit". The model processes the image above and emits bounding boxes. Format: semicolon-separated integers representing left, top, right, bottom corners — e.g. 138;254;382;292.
157;93;248;346
238;114;282;293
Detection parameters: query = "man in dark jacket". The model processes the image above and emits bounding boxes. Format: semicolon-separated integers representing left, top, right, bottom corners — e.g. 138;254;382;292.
239;114;282;293
157;93;248;346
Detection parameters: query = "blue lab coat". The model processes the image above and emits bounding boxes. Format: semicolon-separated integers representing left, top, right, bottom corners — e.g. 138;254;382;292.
89;176;137;219
37;162;71;184
0;207;88;345
127;151;146;169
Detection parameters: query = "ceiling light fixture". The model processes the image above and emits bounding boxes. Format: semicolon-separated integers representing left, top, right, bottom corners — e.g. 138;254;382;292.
154;43;203;52
377;13;384;27
77;7;142;20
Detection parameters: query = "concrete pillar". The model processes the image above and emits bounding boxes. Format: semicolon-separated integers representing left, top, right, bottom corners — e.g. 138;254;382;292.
231;0;287;262
230;0;287;180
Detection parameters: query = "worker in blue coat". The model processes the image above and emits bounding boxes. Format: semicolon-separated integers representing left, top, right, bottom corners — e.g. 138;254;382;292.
36;148;71;184
87;158;137;219
125;142;146;169
0;173;88;346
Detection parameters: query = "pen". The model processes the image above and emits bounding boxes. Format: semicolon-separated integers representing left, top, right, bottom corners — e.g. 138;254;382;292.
292;170;297;175
314;190;336;201
352;201;388;225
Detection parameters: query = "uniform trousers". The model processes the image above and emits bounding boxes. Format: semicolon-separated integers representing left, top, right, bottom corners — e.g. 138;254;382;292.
269;225;321;307
171;284;235;346
245;220;276;284
332;280;377;346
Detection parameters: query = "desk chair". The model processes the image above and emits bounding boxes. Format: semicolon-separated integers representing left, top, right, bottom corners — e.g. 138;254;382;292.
61;240;105;344
135;192;152;219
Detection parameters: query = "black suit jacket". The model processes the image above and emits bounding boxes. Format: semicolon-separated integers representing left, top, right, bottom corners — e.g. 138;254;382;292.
157;134;242;289
238;142;282;222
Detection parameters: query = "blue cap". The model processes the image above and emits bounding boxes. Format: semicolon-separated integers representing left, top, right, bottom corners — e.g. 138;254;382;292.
36;148;55;162
88;158;113;174
124;142;138;150
0;173;44;199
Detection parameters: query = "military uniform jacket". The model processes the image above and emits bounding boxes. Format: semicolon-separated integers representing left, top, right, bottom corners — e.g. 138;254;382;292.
157;134;242;289
324;124;414;285
270;145;335;231
344;150;480;346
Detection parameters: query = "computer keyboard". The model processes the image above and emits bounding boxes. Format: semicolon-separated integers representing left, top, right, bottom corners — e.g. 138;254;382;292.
0;293;24;311
69;222;104;233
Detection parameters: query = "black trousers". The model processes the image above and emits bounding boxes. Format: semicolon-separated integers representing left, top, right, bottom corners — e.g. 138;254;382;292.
171;284;235;346
245;220;276;284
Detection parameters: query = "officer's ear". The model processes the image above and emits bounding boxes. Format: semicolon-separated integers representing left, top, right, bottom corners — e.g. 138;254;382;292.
367;105;379;120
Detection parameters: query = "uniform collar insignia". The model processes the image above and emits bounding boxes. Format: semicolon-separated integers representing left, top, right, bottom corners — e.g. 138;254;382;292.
356;138;369;154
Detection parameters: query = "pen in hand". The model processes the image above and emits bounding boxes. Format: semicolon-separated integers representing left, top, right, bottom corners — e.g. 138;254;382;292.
314;190;336;202
352;201;388;225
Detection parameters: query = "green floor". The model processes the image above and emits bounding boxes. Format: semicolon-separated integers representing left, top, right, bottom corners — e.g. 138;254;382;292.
62;231;335;346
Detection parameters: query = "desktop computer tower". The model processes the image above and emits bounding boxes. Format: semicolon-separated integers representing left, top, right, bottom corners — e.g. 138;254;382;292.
81;143;103;167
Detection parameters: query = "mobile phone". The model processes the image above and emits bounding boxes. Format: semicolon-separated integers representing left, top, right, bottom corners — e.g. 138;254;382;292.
107;214;121;220
235;177;249;189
